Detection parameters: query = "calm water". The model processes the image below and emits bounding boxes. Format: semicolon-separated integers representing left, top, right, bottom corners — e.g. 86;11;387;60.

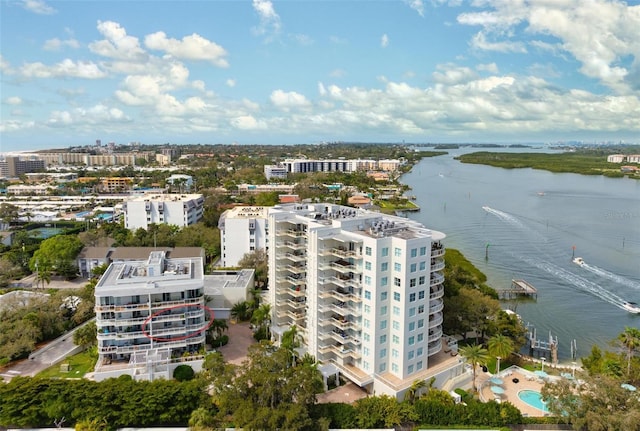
402;148;640;361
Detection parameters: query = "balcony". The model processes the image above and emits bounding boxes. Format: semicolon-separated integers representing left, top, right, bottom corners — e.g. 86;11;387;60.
430;258;445;272
330;260;361;274
428;328;443;342
283;229;307;238
429;299;444;314
276;241;306;251
428;339;443;356
318;287;361;303
430;273;444;287
150;297;203;309
322;276;360;290
431;244;445;258
319;247;360;259
279;253;307;263
430;285;445;300
429;312;443;328
285;264;306;274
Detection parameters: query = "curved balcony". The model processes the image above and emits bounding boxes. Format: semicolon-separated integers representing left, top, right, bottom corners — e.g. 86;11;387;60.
430;285;444;300
430;273;444;287
429;299;444;314
428;328;443;342
427;339;443;356
431;245;445;258
150;297;203;310
429;312;443;328
430;258;445;272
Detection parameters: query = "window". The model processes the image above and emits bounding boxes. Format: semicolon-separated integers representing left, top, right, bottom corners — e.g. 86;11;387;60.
394;262;402;272
417;347;424;356
409;292;416;302
419;276;426;285
381;277;388;287
392;363;399;373
365;246;372;256
364;275;372;285
420;246;427;256
380;320;387;330
410;263;417;272
417;333;424;342
364;304;371;313
380;334;387;343
417;318;424;328
363;361;370;371
363;347;370;356
409;307;416;317
381;305;387;315
381;291;388;300
393;306;400;316
364;333;370;342
410;278;417;288
379;363;387;372
392;348;399;358
392;335;399;344
418;305;425;314
364;290;371;300
408;322;415;331
393;292;401;301
365;261;372;270
420;261;426;271
408;364;414;374
382;247;389;257
416;361;423;370
394;247;402;257
392;320;400;330
394;277;401;287
411;248;418;258
408;336;415;345
380;348;387;358
364;318;370;328
418;290;425;300
381;262;388;271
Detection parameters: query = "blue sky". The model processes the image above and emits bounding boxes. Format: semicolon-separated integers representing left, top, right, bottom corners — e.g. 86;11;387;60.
1;0;639;152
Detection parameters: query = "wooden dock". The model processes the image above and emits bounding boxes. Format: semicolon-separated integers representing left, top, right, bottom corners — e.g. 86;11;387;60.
498;279;538;300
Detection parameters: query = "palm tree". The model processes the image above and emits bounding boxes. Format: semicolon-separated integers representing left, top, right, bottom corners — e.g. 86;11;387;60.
209;319;229;340
487;334;514;374
459;344;489;393
230;301;251;322
618;326;640;377
404;379;428;402
251;303;272;339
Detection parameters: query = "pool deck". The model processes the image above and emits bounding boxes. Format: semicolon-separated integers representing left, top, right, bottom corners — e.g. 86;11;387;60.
478;366;552;417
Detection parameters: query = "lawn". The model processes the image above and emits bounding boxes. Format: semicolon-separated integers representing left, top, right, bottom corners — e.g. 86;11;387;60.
36;350;96;379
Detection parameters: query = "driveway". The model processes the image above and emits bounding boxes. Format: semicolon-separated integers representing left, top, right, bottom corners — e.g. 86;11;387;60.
217;321;255;365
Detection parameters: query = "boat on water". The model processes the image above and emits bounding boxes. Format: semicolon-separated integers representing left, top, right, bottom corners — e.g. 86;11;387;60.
623;301;640;314
573;257;585;266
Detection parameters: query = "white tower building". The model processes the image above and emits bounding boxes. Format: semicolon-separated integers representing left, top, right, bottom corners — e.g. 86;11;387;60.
267;203;462;398
218;206;269;267
123;193;204;230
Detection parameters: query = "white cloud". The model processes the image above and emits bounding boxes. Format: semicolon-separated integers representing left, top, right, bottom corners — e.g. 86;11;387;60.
381;34;390;48
330;69;347;78
144;32;229;67
0;120;36;133
477;62;499;73
20;59;107;79
252;0;281;40
292;34;313;46
5;96;23;105
20;0;55;15
46;104;130;128
89;21;147;61
329;35;348;44
270;90;311;110
405;0;425;17
226;79;236;88
0;54;14;75
43;37;80;51
470;31;527;53
432;64;477;85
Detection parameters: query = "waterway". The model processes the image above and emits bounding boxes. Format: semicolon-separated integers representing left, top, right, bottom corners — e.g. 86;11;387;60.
402;147;640;361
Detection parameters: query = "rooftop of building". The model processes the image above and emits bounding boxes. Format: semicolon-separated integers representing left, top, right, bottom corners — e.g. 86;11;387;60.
96;251;203;293
222;206;269;219
125;193;203;202
204;269;255;291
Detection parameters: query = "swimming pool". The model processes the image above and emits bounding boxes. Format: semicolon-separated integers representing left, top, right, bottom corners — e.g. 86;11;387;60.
518;389;548;412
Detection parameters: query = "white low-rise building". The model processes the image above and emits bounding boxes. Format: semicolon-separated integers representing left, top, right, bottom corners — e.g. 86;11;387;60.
123;193;204;230
93;251;206;381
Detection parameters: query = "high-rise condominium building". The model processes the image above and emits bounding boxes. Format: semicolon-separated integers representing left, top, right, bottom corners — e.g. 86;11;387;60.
267;204;462;398
218;206;269;267
93;251;206;380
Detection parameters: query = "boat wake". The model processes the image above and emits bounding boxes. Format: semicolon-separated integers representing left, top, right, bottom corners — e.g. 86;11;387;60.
483;205;636;312
578;262;640;291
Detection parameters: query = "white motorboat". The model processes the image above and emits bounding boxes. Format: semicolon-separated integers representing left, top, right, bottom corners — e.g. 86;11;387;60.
573;257;584;266
623;302;640;314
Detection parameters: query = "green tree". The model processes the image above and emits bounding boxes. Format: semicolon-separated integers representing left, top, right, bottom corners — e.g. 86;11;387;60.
251;304;271;341
618;326;640;378
404;379;428;403
353;395;416;428
487;333;514;373
237;249;268;289
230;301;252;322
30;235;84;278
459;344;489;393
173;364;195;381
73;321;97;347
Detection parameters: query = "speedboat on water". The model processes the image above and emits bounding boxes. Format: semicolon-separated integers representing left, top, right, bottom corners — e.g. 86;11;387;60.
573;257;585;266
623;302;640;314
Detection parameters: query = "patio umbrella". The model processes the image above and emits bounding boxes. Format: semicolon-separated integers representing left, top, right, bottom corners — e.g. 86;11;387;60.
490;377;504;385
621;383;637;392
534;370;548;378
490;385;505;394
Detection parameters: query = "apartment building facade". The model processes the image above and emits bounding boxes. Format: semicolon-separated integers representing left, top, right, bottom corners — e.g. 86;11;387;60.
123;193;204;230
218;206;269;267
267;203;463;398
94;251;206;381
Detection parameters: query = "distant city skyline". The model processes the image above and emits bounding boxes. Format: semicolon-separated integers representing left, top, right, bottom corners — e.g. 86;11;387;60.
1;0;639;152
